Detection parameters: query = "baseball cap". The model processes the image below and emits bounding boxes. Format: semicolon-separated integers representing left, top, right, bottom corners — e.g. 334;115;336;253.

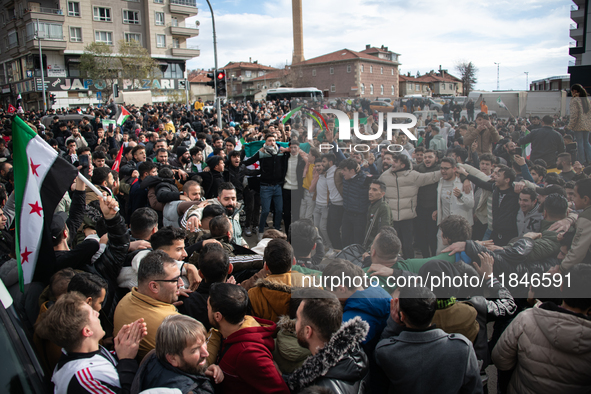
50;212;69;240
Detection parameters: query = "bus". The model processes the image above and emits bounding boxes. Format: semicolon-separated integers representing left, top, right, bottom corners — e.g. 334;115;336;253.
265;87;323;101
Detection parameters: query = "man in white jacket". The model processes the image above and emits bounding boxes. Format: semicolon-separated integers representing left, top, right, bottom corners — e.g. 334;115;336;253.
434;157;474;253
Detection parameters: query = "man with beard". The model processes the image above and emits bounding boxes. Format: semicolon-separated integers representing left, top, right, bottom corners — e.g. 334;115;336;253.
113;250;181;361
132;315;222;393
414;149;440;257
190;146;206;174
170;146;192;172
183;182;246;246
206;283;289;394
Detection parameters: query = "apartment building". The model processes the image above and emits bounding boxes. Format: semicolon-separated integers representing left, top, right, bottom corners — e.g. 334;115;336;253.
292;45;401;99
0;0;199;109
568;0;590;89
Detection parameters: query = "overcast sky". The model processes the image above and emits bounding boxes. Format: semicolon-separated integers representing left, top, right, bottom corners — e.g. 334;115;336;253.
186;0;573;92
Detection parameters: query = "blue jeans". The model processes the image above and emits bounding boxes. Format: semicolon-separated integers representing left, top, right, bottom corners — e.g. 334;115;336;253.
259;184;283;233
574;131;591;164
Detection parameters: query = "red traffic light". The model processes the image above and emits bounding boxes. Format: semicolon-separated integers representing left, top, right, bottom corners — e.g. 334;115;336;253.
216;71;225;80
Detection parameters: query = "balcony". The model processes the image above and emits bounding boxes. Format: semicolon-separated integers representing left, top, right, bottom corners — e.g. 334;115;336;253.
169;25;199;37
569;41;584;56
25;38;67;51
23;7;65;24
571;6;584;23
570;24;584;39
171;47;200;58
169;0;198;16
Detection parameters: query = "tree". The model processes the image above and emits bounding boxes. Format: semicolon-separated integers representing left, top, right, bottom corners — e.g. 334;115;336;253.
456;61;478;96
80;40;159;104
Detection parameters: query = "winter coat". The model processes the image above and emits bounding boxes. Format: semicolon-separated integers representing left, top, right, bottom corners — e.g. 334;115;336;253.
342;170;371;214
567;97;591;132
131;350;214;394
286;317;370;394
492;302;591;394
436;176;474;225
224;163;246;199
518;126;565;168
242;146;289;186
415;162;440;209
561;205;591;271
363;198;393;249
216;316;290;394
201;169;224;200
376;326;483;394
429;134;447;152
516;204;544;237
343;286;391;345
273;316;312;374
378;166;441;221
464;125;501;155
248;271;308;323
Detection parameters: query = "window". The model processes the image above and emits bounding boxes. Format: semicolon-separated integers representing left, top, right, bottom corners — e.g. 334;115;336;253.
361;83;365;94
391;69;394;75
70;27;82;42
449;83;453;90
258;71;264;77
312;69;316;76
361;64;364;72
68;63;80;77
391;85;394;95
380;85;384;95
370;65;373;73
331;84;336;93
93;7;111;22
370;84;374;95
124;33;141;44
156;34;166;47
26;22;63;41
123;10;140;24
416;85;420;91
245;70;252;77
172;38;179;48
347;65;351;73
409;83;413;90
155;12;164;25
95;31;112;45
162;63;183;78
381;67;383;74
154;0;163;3
68;2;80;17
8;30;18;49
330;67;334;74
171;17;178;27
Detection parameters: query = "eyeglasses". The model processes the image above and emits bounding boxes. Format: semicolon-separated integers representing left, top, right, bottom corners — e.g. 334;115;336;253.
153;275;182;284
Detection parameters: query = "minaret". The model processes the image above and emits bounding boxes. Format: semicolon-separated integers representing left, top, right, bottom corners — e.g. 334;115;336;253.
292;0;305;64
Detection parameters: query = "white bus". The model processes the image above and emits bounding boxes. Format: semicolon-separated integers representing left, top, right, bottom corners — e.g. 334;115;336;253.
266;87;323;101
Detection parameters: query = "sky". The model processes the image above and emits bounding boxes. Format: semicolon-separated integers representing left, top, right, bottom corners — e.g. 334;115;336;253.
185;0;574;92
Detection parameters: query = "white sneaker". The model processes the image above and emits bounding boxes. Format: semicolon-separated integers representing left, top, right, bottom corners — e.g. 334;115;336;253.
257;232;263;241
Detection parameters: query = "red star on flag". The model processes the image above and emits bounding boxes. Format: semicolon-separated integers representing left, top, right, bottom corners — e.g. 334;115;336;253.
253;162;260;169
29;201;43;216
20;247;32;264
30;159;41;177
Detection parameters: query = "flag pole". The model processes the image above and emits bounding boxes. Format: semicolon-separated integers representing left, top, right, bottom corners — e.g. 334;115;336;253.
77;172;120;212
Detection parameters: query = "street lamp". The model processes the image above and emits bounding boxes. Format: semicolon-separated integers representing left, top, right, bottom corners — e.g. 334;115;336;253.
204;0;222;130
34;19;48;112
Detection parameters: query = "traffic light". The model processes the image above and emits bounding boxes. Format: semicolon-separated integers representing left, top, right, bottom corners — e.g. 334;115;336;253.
216;71;226;98
206;71;215;89
49;93;56;105
113;83;119;98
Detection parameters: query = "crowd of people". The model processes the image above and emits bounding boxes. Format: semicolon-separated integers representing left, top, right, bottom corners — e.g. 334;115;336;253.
0;84;590;394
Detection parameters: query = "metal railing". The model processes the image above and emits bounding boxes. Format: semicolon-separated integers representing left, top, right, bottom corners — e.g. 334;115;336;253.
170;0;197;7
28;5;64;15
571;5;578;10
168;22;198;29
570;23;578;30
570;41;581;47
569;60;575;67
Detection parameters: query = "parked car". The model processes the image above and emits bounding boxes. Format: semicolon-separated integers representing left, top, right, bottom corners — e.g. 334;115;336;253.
369;101;394;113
0;280;51;392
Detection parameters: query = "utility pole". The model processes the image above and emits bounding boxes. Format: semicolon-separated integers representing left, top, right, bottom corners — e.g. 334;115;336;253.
524;72;529;91
494;62;500;90
205;0;222;130
36;19;47;112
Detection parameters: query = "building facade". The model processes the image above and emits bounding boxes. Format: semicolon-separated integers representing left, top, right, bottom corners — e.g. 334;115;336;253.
292;45;401;99
568;0;590;90
221;61;279;100
0;0;199;110
530;75;570;91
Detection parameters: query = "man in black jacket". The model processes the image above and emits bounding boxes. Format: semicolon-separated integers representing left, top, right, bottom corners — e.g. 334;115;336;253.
339;158;371;246
518;115;565;169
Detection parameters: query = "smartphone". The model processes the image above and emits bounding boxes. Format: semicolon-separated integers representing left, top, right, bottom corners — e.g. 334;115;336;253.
514;147;522;156
79;155;90;178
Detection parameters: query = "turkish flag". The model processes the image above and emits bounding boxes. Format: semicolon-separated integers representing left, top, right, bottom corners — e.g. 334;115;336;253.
7;104;16;114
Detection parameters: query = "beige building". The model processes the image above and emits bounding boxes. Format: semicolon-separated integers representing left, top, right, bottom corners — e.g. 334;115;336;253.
0;0;199;109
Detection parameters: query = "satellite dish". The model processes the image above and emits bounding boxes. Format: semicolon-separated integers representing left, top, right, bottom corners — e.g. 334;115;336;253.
195;20;200;27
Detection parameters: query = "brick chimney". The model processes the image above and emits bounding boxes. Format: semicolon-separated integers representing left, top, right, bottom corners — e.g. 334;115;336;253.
292;0;305;64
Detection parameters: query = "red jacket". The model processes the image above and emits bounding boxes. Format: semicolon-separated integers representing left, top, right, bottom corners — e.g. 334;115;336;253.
218;316;289;394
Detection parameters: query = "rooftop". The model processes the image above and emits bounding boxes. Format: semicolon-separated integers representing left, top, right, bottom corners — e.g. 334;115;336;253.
294;48;400;65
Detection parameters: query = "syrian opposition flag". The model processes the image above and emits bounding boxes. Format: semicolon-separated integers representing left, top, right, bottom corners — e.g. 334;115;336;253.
116;106;131;126
521;130;532;160
111;143;125;172
496;97;508;110
13;116;77;291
